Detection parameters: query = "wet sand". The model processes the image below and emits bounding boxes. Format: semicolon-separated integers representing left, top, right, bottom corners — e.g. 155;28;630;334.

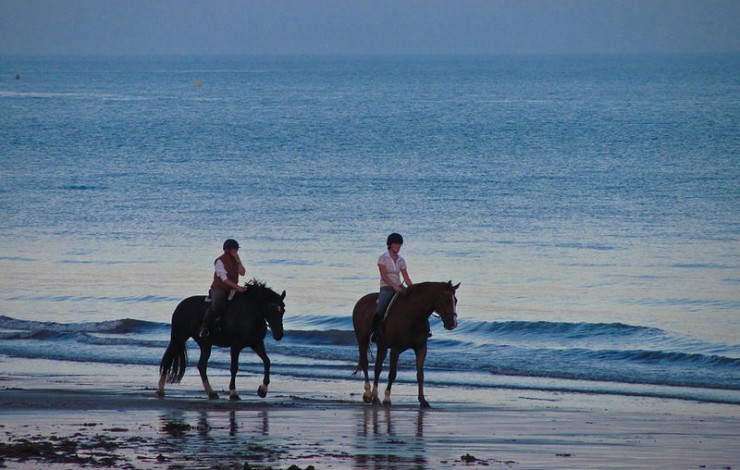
1;370;738;470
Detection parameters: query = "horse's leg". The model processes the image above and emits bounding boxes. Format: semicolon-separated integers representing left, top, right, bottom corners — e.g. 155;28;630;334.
157;374;166;398
361;343;372;403
197;342;219;399
415;345;430;408
372;345;388;405
353;294;378;404
383;349;401;406
228;346;242;401
357;333;373;403
250;341;271;398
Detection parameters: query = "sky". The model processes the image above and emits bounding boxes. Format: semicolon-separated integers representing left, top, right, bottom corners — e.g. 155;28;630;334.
0;0;739;56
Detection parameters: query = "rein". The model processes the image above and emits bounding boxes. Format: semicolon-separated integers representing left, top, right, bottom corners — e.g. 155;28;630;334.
382;292;401;321
385;282;457;323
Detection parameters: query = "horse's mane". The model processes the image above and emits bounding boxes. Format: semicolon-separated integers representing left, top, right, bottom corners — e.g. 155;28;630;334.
246;279;269;290
404;281;453;298
244;279;281;301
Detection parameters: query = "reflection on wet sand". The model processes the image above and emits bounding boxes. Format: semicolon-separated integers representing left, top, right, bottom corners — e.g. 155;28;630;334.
354;406;428;469
154;405;433;468
226;409;270;437
160;410;271;438
158;408;273;463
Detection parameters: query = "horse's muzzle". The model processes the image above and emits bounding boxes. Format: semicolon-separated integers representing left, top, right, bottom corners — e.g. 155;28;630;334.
272;330;284;341
444;315;458;330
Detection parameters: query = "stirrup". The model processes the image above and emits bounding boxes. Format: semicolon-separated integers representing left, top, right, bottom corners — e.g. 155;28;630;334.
199;326;210;338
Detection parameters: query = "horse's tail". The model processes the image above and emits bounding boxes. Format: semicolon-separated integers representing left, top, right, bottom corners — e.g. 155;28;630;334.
352;342;375;377
158;304;191;384
352;293;377;377
159;339;188;384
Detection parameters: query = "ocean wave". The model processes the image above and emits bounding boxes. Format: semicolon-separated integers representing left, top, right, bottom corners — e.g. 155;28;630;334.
287;329;357;346
4;293;176;302
0;90;148;101
0;315;162;334
608;348;739;367
60;185;102;191
1;315;737;401
457;319;661;339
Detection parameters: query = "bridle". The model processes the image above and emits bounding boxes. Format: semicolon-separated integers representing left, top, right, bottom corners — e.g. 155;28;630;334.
432;289;457;326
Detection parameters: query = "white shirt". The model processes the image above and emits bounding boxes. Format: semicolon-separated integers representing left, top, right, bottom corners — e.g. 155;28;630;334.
378;251;407;288
214;259;229;282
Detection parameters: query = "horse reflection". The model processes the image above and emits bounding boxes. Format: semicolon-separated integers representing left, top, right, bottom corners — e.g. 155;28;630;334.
159;409;270;441
359;406;393;437
354;408;428;469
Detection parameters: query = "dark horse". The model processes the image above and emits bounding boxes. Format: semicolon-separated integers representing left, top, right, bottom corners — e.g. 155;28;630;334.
352;281;460;408
157;281;286;400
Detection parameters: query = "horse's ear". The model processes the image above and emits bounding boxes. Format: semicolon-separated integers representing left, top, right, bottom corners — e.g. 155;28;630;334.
453;282;460;290
281;290;286;300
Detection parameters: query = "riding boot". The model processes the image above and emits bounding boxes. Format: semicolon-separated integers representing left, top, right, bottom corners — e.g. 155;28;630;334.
370;313;381;343
199;306;216;338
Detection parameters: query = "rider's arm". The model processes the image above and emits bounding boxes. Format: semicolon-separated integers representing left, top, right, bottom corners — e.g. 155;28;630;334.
215;259;229;281
215;260;245;292
234;252;246;276
401;268;413;287
378;264;404;293
223;279;244;291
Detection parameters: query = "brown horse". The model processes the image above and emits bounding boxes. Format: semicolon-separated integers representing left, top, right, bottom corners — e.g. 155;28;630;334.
352;281;460;408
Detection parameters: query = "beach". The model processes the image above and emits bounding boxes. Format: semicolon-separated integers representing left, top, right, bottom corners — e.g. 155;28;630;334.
1;54;738;469
1;362;738;470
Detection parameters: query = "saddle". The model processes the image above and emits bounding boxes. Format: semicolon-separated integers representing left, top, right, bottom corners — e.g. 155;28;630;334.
203;289;237;334
371;292;400;344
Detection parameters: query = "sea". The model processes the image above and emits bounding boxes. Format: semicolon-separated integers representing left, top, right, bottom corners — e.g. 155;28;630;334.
1;54;738;405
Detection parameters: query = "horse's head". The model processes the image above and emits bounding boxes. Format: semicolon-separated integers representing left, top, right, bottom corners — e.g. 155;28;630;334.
245;281;286;341
264;289;286;341
435;281;460;330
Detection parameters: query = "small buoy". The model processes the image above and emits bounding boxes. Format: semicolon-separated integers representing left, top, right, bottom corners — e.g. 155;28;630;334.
15;73;20;80
193;80;202;88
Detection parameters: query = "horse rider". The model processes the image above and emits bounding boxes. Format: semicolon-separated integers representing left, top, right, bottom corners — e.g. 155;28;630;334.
371;232;413;342
199;239;247;338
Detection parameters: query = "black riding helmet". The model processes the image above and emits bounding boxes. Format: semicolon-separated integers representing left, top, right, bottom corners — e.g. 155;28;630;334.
223;239;240;251
386;233;403;247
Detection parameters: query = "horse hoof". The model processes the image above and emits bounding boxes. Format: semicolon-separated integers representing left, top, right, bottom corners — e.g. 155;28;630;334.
362;393;373;404
208;392;220;400
257;385;267;398
155;390;164;398
229;394;241;401
383;399;392;407
420;400;431;409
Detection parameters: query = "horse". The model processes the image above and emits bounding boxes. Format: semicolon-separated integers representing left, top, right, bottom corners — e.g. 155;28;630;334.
352;281;460;408
157;281;286;400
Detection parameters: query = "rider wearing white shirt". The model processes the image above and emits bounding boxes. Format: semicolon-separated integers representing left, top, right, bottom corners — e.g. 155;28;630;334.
199;239;246;338
372;233;413;341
